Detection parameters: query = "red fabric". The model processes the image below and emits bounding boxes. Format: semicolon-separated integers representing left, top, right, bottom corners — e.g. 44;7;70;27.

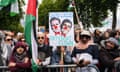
9;42;31;72
9;56;31;72
26;0;36;16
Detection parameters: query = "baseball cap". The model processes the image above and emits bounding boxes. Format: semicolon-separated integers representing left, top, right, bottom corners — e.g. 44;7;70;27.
80;30;91;36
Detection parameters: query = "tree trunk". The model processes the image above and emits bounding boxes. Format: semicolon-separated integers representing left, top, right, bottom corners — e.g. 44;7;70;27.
112;6;117;30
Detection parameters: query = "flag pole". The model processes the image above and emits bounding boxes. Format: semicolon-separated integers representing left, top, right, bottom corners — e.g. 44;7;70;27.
72;0;83;30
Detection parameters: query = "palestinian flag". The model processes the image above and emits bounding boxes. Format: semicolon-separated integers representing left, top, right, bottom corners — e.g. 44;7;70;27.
67;0;75;11
0;0;11;11
0;0;19;16
0;0;11;6
24;0;38;72
10;0;19;16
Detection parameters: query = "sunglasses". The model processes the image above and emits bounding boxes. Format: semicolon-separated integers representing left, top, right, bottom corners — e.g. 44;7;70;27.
37;37;44;40
6;39;13;41
80;35;91;39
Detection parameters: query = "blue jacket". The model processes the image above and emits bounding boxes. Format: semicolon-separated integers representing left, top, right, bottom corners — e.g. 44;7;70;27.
51;50;72;65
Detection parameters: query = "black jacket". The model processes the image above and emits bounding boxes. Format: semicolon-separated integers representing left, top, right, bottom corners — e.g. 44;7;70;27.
99;47;120;72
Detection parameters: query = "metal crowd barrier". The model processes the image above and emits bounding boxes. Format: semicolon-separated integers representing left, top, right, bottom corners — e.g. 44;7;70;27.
0;66;8;69
47;64;77;68
0;66;9;72
0;64;100;72
46;64;77;72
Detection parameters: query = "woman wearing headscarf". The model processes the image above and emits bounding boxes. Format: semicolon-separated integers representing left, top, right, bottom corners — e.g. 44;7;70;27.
8;42;31;72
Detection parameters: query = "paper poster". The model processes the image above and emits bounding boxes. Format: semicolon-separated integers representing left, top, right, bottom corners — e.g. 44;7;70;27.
49;12;74;46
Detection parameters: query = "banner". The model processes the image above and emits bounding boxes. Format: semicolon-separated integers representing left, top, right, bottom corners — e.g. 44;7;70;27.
49;12;74;46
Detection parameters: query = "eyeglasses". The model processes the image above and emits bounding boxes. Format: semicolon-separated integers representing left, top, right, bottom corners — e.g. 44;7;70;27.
37;37;44;40
6;39;13;41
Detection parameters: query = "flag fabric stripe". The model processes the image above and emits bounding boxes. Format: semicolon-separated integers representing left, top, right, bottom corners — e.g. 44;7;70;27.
25;15;34;45
67;0;74;11
0;0;11;6
10;0;19;16
67;4;73;10
31;24;38;72
26;0;36;16
25;0;38;72
0;0;19;16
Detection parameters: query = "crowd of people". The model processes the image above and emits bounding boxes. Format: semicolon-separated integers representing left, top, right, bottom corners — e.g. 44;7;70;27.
0;28;120;72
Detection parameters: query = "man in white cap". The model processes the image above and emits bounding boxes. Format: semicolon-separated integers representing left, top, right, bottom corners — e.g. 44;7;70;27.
36;32;52;72
72;30;99;72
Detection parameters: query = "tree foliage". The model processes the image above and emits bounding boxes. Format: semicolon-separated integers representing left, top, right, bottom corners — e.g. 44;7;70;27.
38;0;69;28
38;0;119;29
0;0;118;31
75;0;119;29
0;0;24;32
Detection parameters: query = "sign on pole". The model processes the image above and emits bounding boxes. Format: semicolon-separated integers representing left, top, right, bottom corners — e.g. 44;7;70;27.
49;12;74;46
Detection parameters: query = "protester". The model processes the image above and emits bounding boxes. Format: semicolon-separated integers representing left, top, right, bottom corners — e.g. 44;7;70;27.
1;35;14;66
99;37;120;72
8;42;31;72
0;36;3;72
51;46;72;72
16;32;24;42
101;31;110;40
36;32;52;72
1;27;120;72
110;30;120;46
93;29;102;45
71;30;99;72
